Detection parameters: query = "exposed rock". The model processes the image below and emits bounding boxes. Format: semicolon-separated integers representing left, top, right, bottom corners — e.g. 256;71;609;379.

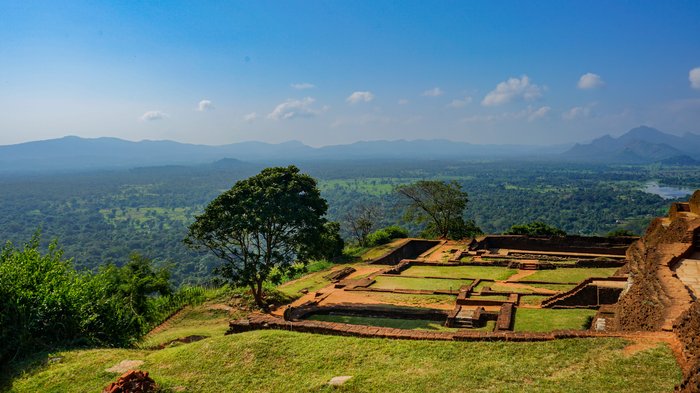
102;370;156;393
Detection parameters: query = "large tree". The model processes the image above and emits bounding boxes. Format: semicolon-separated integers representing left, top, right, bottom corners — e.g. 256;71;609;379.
396;180;480;239
184;166;329;308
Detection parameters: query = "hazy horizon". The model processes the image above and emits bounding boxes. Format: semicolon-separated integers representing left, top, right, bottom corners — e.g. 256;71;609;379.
1;1;699;147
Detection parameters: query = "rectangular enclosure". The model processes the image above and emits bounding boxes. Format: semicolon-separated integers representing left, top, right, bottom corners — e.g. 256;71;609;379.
371;276;472;291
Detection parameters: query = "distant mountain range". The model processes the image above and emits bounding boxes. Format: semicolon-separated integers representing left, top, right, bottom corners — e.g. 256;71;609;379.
1;126;698;173
0;136;569;173
564;126;700;164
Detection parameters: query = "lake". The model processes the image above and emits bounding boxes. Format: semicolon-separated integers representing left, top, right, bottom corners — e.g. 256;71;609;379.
643;181;695;199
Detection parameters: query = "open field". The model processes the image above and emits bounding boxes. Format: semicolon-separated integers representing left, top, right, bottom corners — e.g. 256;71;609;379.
8;328;680;393
513;309;597;332
371;276;471;291
402;265;517;281
517;268;620;283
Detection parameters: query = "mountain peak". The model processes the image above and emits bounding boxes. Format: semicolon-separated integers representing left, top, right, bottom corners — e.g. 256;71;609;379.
623;125;664;139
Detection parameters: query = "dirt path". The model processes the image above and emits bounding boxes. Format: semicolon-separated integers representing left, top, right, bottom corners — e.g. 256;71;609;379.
507;270;537;282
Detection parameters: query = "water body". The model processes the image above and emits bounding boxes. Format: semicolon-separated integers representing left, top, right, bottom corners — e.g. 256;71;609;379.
643;181;694;199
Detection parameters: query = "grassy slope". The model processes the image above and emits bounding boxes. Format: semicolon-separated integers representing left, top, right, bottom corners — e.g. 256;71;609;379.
9;329;680;393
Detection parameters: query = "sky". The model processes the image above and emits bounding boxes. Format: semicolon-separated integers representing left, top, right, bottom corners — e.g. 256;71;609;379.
1;1;699;147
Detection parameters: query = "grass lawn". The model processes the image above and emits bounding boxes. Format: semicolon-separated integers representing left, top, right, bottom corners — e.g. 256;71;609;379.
361;239;409;261
529;283;577;292
467;295;510;301
8;330;680;392
519;295;552;306
372;276;471;291
361;292;457;307
487;283;535;294
138;305;233;349
513;308;597;332
306;314;457;331
519;268;619;283
402;265;517;281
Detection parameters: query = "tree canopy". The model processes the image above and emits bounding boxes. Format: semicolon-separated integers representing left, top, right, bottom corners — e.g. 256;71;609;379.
396;180;481;239
184;165;330;308
504;221;566;237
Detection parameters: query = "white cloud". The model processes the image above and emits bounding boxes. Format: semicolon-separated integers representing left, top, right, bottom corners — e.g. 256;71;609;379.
481;75;542;106
528;106;551;121
690;67;700;89
267;97;321;120
346;91;375;104
448;96;473;108
423;87;444;97
140;110;167;121
562;105;592;120
398;98;409;105
197;99;214;111
244;112;258;122
577;73;604;89
291;82;315;90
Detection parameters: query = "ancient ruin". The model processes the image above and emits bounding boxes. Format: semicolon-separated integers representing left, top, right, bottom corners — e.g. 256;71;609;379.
228;191;700;391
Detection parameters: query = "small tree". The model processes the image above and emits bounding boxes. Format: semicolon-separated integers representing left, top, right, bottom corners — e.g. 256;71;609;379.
504;222;566;237
344;203;381;246
397;180;478;239
184;166;328;308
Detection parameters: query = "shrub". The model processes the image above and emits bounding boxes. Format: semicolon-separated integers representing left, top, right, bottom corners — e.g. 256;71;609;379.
366;226;409;247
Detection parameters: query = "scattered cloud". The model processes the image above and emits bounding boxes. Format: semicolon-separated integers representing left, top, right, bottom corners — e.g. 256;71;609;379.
577;73;604;89
140;110;167;121
528;106;551;121
423;87;444;97
291;82;315;90
562;104;594;120
197;99;214;111
346;91;375;104
481;75;542;106
268;97;321;120
448;96;473;108
244;112;259;122
398;98;409;105
690;67;700;89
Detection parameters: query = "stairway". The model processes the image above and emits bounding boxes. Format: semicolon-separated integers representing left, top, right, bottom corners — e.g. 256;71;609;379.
452;306;483;328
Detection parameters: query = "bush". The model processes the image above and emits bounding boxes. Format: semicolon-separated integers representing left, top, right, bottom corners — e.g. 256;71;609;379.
366;226;409;247
504;222;566;237
0;234;206;365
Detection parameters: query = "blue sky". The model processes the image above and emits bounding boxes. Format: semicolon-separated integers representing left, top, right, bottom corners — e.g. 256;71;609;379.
1;1;699;146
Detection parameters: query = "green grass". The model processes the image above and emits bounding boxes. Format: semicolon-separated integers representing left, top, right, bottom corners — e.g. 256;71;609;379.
467;295;510;301
371;276;471;291
362;292;457;307
402;265;517;281
8;330;680;392
361;239;408;261
277;266;338;297
306;314;457;331
519;268;619;283
529;283;577;292
513;308;597;332
138;305;234;349
487;283;535;294
519;295;551;306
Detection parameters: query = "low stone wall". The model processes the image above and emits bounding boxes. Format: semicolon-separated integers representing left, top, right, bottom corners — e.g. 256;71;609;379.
286;303;449;322
370;239;442;265
228;313;608;342
470;235;635;256
495;303;514;331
